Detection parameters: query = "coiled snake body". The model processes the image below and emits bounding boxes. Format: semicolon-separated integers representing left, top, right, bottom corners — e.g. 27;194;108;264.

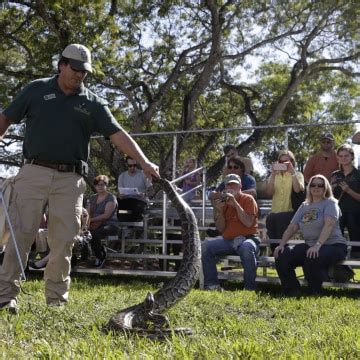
106;176;201;336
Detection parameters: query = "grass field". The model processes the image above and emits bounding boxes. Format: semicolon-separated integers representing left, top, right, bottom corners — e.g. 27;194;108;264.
0;273;359;359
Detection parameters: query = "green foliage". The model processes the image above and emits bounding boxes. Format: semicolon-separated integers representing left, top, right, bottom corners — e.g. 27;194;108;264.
1;275;359;358
0;1;358;180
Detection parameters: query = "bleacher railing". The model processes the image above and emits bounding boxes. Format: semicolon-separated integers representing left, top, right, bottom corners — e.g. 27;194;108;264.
159;166;207;261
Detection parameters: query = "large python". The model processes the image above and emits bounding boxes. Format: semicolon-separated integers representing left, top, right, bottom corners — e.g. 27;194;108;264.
106;176;201;337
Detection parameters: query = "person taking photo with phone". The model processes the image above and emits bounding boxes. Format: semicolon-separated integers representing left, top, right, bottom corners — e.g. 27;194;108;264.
265;150;305;251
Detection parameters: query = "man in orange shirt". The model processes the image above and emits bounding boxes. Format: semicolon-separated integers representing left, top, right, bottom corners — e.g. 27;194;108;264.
201;174;259;291
303;133;338;183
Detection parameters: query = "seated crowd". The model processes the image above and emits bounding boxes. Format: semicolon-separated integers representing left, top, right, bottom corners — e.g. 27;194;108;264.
204;133;359;294
24;134;359;294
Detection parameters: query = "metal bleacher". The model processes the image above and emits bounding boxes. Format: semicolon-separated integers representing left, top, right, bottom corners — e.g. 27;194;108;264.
68;168;360;290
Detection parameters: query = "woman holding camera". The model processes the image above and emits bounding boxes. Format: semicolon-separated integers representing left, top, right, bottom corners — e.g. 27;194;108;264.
265;150;305;250
331;144;360;257
274;175;347;296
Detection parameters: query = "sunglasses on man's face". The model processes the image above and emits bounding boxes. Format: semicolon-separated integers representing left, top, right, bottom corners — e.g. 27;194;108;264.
69;65;87;74
310;183;325;188
127;164;137;168
227;165;240;170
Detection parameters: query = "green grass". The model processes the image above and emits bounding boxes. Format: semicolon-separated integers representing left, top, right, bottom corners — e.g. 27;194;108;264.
0;273;359;359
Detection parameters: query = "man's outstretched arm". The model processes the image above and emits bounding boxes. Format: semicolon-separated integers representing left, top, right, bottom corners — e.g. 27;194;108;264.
0;113;11;139
110;130;159;179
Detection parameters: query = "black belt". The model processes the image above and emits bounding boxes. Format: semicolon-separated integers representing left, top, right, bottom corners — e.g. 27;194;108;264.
25;159;77;173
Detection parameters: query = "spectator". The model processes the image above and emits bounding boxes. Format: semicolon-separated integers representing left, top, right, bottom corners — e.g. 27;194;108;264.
223;144;254;175
87;175;119;268
117;157;153;222
29;208;91;269
211;156;257;199
180;156;201;203
208;156;257;237
202;174;260;291
331;144;360;257
304;133;338;183
265;150;305;249
352;131;360;145
274;175;347;296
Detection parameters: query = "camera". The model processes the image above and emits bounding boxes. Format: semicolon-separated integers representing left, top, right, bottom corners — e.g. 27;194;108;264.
220;192;228;202
335;174;345;184
273;163;288;171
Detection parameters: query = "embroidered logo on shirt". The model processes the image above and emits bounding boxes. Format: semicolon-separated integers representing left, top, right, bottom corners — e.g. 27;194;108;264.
44;93;56;101
74;103;90;116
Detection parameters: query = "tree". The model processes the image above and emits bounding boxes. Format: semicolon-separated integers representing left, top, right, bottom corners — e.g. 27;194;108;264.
0;0;358;185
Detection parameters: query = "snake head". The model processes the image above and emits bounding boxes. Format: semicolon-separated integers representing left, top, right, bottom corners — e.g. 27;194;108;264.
144;292;155;311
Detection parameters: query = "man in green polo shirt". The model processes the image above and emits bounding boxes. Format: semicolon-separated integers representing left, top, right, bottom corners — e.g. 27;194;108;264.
0;44;159;313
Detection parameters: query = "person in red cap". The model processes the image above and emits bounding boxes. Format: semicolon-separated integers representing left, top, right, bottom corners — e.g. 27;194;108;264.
0;43;159;313
303;133;338;183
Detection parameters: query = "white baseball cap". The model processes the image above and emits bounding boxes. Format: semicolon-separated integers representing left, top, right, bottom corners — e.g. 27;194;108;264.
224;174;242;186
62;44;92;73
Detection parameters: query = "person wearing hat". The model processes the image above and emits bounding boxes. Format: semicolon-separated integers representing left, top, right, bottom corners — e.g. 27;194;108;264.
201;174;260;291
0;44;159;313
352;131;360;145
303;133;338;183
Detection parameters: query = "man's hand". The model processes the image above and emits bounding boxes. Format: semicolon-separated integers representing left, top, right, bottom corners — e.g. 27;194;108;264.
224;192;237;207
338;181;350;193
141;160;160;179
214;198;226;210
273;244;285;258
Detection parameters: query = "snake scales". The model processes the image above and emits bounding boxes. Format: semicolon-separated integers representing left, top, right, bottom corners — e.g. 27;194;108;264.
106;176;201;337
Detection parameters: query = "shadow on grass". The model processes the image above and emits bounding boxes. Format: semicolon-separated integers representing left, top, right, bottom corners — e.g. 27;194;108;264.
26;270;360;300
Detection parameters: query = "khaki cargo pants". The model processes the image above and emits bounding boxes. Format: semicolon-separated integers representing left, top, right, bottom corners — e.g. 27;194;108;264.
0;164;86;304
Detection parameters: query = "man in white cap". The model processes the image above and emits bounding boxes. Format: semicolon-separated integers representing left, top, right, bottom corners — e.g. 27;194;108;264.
201;174;260;291
304;132;338;183
0;44;159;313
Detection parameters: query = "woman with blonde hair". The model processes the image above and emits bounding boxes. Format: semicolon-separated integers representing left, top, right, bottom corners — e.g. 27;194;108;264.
265;150;305;250
274;175;347;296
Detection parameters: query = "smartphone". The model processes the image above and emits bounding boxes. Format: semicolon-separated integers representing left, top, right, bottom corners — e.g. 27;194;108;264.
273;163;288;171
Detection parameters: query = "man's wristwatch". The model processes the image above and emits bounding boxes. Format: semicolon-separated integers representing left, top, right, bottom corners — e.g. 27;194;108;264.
315;241;322;246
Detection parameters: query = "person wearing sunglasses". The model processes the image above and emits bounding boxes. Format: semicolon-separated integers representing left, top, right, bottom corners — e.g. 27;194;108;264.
274;175;347;296
223;144;254;175
0;44;159;313
331;144;360;257
303;133;338;183
213;156;257;199
117;157;153;222
207;156;257;237
202;174;260;291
